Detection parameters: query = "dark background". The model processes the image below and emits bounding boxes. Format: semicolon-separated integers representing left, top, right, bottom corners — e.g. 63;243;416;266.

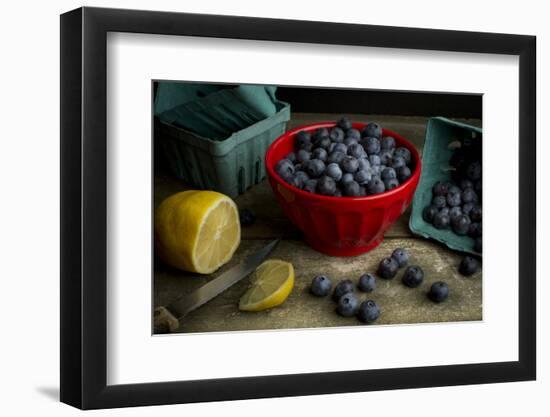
276;87;482;118
153;82;482;118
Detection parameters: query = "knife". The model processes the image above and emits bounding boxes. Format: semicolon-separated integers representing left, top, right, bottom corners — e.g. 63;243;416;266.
154;239;279;334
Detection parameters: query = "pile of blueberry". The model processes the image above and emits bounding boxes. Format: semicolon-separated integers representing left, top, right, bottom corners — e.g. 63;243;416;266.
310;273;380;324
422;133;482;253
275;117;415;197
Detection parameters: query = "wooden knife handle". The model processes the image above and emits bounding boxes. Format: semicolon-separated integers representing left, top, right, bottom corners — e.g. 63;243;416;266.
153;306;180;334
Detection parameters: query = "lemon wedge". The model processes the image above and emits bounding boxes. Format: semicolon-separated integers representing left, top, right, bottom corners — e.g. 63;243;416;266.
154;190;240;274
239;259;294;312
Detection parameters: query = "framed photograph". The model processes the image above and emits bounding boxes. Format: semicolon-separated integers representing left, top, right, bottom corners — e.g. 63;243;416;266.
60;6;536;409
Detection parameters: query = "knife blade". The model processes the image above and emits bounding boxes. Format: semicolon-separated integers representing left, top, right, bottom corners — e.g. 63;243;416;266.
154;239;279;334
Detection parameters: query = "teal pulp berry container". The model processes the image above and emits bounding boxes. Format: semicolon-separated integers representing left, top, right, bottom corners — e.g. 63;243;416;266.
409;117;482;255
155;100;290;198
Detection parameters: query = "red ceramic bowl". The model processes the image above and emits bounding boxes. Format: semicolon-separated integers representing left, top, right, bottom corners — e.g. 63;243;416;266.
265;122;421;256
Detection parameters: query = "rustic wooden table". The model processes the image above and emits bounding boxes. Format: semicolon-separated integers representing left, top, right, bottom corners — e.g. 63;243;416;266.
154;113;482;333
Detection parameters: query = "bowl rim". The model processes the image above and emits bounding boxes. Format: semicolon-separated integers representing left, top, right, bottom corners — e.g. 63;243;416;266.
265;121;422;202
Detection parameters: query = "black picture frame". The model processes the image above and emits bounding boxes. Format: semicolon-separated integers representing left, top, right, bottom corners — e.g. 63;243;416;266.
60;6;536;410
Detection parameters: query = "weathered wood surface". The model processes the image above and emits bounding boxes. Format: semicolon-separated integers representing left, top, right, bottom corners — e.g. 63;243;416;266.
154;114;482;333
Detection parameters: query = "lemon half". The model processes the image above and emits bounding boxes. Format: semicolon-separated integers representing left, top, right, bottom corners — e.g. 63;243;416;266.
239;259;295;312
154;190;241;274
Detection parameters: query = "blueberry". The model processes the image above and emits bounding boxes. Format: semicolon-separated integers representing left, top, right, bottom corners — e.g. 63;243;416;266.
394;147;411;164
459;256;479;276
342;180;361;197
378;150;393;166
354;169;372;185
468;222;482;238
460;179;474;190
357;157;371;172
378;257;399;279
384;178;400;190
239;208;256;227
370;165;382;177
341;156;359;173
346;128;361;141
344;137;359;147
402;265;424;288
428;281;449;303
285;174;302;189
316;175;337;196
333;143;348;154
369;154;381;166
315;136;332;150
327;150;346;165
325;163;343;181
337;117;352;131
348;143;366;159
312;127;329;142
328;127;345;143
367;178;386;195
390;155;406;170
332;279;355;301
380;136;396;151
357;300;381;324
391;248;409;267
294;131;311;149
275;158;295;178
358;273;376;292
449;206;462;221
310;275;333;297
296;149;312;163
474;237;482;253
295;170;310;184
448;185;461;195
334;188;343;197
362;122;383;139
303;179;318;193
432;212;451;229
397;166;412;182
470;205;482;222
432;195;447;209
336;293;360;317
446;191;462;207
432;181;451;196
312;147;328;162
462;202;474;216
381;167;397;181
422;205;438;223
452;214;471;235
461;188;478;204
286;152;296;163
340;173;355;185
466;162;481;181
361;137;381;155
305;159;326;178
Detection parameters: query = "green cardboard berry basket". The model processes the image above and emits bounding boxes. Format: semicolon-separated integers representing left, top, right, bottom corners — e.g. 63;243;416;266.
155;99;290;198
409;117;482;255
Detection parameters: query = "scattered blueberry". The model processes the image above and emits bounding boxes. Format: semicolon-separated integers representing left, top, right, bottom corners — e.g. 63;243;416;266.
428;281;449;303
378;257;399;279
459;256;479;276
310;275;333;297
336;293;360;317
357;300;381;323
402;265;424;288
239;208;256;227
358;273;376;292
391;248;409;267
332;279;355;301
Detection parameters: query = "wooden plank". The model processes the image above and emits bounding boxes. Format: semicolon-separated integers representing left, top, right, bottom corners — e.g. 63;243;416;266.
155;238;481;333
